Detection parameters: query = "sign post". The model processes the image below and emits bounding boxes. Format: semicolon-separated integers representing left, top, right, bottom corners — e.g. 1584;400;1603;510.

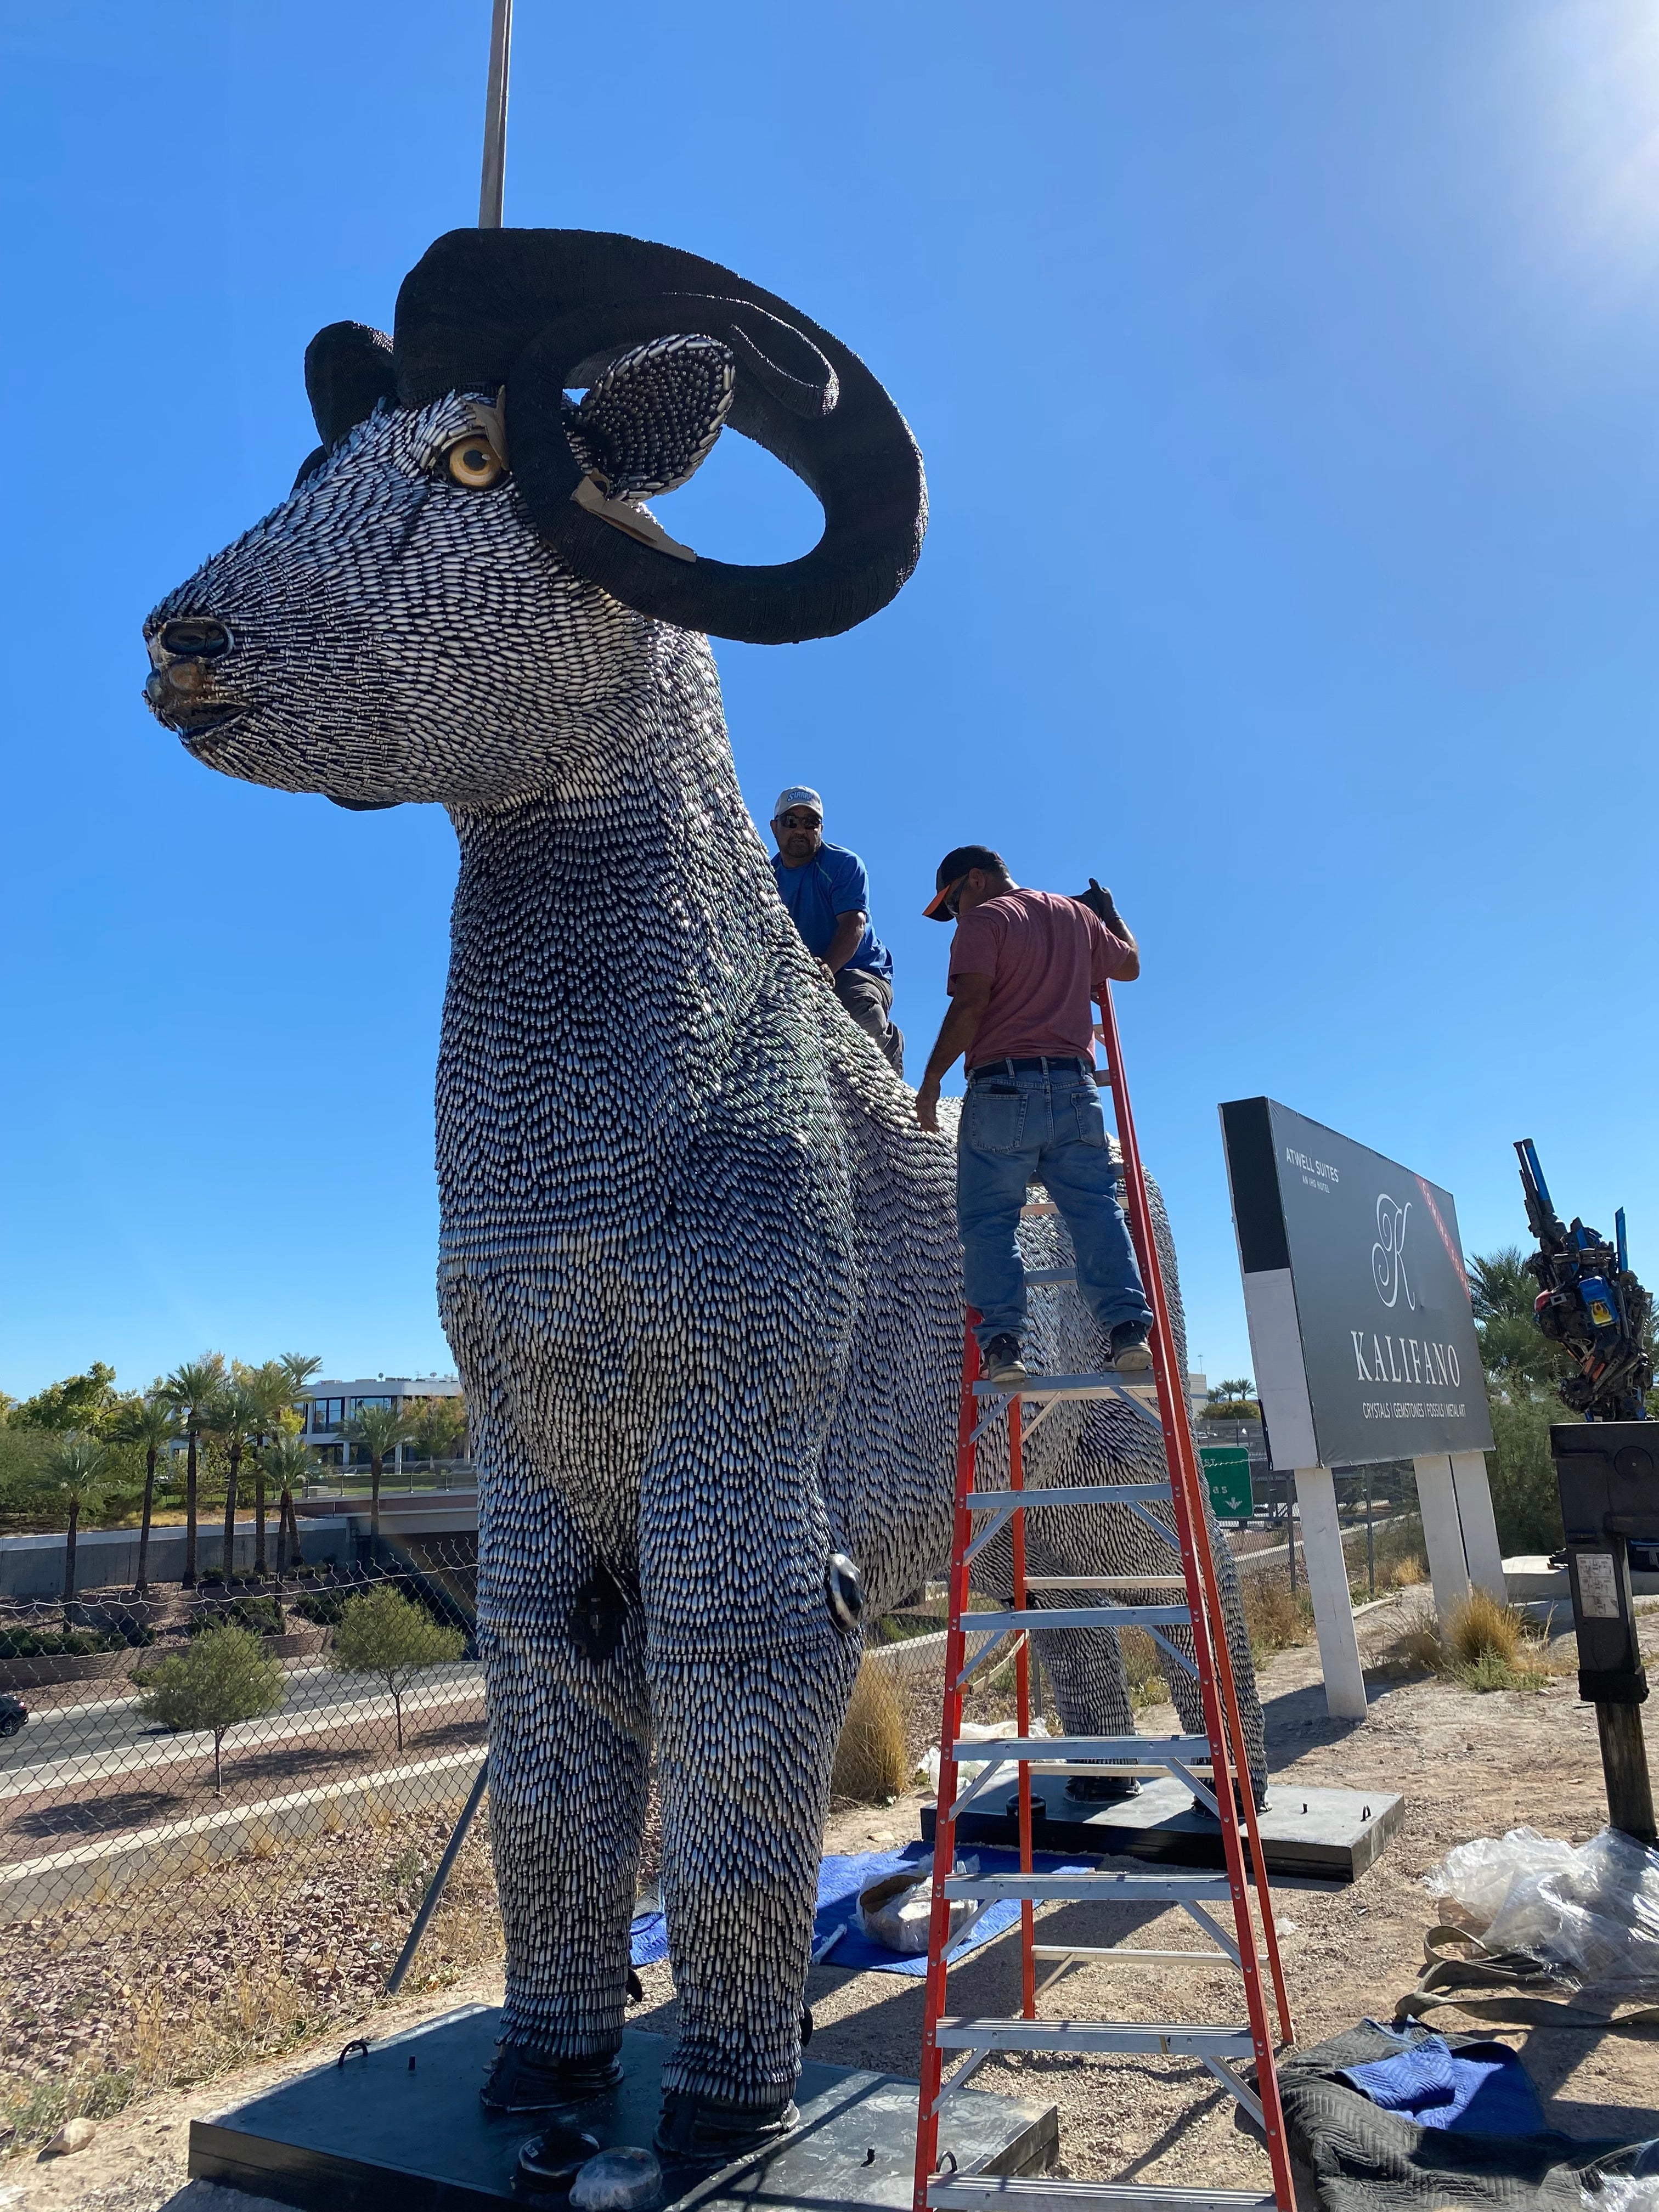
1221;1098;1497;1720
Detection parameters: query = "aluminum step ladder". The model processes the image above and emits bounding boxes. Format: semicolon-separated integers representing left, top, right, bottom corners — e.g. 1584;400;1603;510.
913;986;1297;2212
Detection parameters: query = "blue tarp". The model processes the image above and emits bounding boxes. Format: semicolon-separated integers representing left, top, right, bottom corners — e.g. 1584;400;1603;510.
1338;2029;1548;2137
630;1844;1092;1978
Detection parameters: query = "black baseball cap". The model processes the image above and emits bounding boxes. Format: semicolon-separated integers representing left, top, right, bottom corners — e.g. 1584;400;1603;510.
924;845;1007;920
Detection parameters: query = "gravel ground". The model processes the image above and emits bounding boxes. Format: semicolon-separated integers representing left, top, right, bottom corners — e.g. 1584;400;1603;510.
4;1595;1658;2212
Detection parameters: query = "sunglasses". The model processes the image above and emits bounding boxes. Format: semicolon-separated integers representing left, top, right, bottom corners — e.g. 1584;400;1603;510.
775;812;821;831
924;872;969;921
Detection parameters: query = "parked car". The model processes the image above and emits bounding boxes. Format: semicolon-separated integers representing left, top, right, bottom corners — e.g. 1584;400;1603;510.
0;1693;27;1739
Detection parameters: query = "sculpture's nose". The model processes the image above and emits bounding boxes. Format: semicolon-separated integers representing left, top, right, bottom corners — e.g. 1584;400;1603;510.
159;618;232;659
144;615;241;729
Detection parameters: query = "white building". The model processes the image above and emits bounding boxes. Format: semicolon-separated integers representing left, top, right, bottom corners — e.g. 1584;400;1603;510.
298;1375;466;1473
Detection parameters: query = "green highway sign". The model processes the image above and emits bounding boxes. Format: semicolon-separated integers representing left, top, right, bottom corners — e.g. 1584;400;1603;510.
1199;1445;1254;1523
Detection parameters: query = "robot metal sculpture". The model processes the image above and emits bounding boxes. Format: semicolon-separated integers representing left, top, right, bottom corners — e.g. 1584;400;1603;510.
142;228;1263;2158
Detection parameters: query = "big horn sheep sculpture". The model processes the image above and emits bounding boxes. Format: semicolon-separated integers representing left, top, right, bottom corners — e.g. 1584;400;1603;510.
143;229;1264;2161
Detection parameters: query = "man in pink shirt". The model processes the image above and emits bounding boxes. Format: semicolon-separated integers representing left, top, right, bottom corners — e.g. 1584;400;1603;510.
915;845;1154;1390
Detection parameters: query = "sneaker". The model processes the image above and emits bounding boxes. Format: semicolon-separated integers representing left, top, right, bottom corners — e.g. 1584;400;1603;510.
1109;1322;1153;1373
979;1334;1029;1389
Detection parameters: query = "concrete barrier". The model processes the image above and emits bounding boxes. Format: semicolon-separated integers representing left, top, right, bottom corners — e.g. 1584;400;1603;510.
0;1746;486;1923
1;1520;353;1601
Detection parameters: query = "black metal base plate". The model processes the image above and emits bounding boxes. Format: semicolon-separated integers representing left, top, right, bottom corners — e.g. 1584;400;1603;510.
921;1774;1403;1881
189;2008;1056;2212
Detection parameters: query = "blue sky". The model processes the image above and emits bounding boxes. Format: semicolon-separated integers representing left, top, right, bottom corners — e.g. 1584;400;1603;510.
4;1;1659;1398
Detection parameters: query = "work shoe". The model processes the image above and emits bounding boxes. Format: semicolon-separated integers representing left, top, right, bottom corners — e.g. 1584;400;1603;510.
1109;1323;1153;1373
654;2090;799;2166
979;1334;1029;1389
512;2123;601;2199
481;2040;624;2114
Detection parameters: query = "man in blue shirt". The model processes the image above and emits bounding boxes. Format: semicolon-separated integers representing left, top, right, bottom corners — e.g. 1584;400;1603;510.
769;786;904;1075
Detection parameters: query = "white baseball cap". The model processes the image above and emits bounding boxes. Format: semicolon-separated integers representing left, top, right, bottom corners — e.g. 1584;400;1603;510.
772;786;823;821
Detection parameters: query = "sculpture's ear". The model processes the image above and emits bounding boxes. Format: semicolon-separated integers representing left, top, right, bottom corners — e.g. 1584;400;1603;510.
563;333;735;503
304;321;398;449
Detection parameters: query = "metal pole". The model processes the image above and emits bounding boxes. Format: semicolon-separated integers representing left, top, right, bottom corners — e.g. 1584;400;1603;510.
385;1757;489;1994
1365;1466;1375;1599
478;0;512;229
1286;1473;1296;1598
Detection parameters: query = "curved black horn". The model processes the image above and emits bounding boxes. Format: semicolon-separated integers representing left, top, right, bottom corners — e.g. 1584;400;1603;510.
305;321;398;450
393;230;926;646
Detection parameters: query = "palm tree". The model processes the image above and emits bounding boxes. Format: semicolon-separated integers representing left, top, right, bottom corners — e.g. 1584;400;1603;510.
44;1435;109;1613
342;1402;410;1539
259;1434;314;1577
279;1352;322;1396
162;1355;227;1588
241;1361;300;1578
209;1385;262;1585
109;1396;181;1595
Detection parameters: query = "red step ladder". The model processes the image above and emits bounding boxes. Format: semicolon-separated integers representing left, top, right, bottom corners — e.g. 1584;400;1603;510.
912;985;1297;2212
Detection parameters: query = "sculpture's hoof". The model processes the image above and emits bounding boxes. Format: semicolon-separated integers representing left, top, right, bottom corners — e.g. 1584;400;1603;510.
1190;1781;1268;1821
653;2091;799;2166
1064;1772;1141;1803
483;2041;625;2114
512;2124;601;2199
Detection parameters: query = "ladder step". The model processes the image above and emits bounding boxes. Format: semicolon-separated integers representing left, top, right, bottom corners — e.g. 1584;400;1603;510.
964;1606;1190;1633
928;2182;1277;2212
1025;1575;1188;1589
940;1872;1233;1904
947;1734;1211;1764
974;1374;1143;1398
969;1483;1172;1508
1024;1266;1077;1286
934;2017;1254;2056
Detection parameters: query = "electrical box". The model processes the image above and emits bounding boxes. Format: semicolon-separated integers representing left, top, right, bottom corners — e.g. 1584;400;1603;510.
1550;1421;1654;1706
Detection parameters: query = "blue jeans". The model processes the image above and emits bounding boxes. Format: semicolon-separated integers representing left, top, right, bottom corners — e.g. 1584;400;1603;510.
957;1060;1154;1352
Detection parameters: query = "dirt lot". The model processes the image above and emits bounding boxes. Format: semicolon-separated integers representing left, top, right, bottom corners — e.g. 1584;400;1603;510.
4;1592;1658;2212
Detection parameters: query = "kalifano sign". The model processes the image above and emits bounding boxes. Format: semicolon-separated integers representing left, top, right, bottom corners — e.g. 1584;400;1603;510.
1219;1098;1493;1470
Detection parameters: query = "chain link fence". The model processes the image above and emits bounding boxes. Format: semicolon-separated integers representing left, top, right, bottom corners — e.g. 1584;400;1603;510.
0;1471;1434;2155
0;1533;498;2154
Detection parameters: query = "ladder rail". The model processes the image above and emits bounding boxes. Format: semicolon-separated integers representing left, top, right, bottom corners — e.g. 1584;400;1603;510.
914;990;1298;2212
1093;986;1296;2183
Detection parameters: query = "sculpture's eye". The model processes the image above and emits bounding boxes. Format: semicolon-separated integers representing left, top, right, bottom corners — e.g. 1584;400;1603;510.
444;437;506;489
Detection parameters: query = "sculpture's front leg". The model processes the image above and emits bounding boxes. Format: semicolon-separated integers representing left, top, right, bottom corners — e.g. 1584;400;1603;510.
639;1407;861;2154
475;1451;650;2100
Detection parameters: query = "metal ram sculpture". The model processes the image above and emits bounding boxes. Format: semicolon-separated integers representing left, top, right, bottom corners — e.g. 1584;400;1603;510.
142;229;1263;2162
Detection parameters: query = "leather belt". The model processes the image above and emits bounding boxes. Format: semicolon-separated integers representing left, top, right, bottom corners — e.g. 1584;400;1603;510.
967;1056;1093;1080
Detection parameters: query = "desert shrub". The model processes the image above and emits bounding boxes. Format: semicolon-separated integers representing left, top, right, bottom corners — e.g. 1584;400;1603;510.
1443;1589;1527;1667
330;1586;466;1754
832;1656;909;1801
1485;1392;1565;1555
290;1587;350;1626
0;1626;144;1657
134;1624;286;1789
1116;1625;1167;1708
188;1596;283;1638
1393;1589;1553;1691
1240;1570;1314;1656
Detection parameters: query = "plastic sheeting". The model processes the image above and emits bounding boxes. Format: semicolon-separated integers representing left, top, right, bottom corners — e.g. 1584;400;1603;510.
1425;1826;1659;1993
